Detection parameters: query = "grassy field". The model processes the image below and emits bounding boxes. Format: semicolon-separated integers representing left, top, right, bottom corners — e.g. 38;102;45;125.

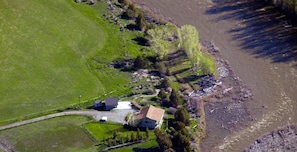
0;116;97;152
0;0;142;123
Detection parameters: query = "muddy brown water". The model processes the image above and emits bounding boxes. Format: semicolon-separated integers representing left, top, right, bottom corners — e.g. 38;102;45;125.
132;0;297;151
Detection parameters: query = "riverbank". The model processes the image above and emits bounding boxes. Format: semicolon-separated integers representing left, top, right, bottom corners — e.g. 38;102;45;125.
130;0;254;151
131;0;297;151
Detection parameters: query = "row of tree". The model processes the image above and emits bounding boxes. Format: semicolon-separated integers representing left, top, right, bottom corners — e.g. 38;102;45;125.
102;128;150;147
146;24;215;75
118;0;149;31
154;107;192;152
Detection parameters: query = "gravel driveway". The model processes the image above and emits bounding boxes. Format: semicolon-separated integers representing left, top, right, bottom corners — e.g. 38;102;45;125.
94;102;135;123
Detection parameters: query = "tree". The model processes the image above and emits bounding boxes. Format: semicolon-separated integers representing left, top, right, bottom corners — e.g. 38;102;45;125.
158;88;167;100
146;25;180;59
134;55;145;69
130;132;135;142
160;78;170;89
172;131;191;152
169;89;182;107
166;68;172;76
136;128;141;140
172;121;186;131
136;12;147;31
113;131;118;139
125;134;130;143
157;61;166;77
126;4;138;19
154;129;172;151
180;25;201;72
174;108;190;126
145;127;150;139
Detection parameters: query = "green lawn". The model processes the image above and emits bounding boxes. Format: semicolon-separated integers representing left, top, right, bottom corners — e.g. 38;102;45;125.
0;0;142;124
0;116;97;152
85;123;127;141
85;122;157;150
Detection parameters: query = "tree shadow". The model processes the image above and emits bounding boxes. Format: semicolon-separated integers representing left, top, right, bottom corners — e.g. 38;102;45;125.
166;50;188;66
125;24;139;31
205;0;297;66
178;74;202;84
132;37;149;46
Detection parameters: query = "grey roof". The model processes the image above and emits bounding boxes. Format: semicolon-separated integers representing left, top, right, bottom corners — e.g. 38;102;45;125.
94;100;102;104
105;97;118;106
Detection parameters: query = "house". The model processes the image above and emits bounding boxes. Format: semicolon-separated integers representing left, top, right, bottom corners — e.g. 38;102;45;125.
94;100;102;108
105;97;118;110
133;105;165;129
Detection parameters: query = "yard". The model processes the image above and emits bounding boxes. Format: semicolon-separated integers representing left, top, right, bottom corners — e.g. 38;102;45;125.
0;0;142;124
84;123;157;151
0;116;97;152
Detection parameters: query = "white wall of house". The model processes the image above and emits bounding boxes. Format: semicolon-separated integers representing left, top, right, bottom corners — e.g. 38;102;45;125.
155;114;164;129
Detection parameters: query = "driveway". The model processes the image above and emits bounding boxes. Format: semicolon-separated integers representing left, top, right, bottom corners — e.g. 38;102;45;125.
94;102;135;123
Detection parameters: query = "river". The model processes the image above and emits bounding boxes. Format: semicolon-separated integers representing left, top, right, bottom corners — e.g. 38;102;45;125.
132;0;297;151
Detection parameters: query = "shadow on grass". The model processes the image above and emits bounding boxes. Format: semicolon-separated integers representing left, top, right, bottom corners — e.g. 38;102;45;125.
133;37;149;46
205;0;297;66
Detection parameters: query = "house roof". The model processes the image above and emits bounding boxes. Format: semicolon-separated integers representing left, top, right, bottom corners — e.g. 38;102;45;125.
105;97;118;106
135;105;165;122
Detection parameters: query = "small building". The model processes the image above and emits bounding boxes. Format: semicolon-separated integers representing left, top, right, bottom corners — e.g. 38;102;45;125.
133;105;165;129
105;97;118;110
94;100;102;108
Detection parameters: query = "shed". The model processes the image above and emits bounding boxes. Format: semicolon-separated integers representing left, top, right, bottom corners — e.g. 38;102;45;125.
105;97;118;110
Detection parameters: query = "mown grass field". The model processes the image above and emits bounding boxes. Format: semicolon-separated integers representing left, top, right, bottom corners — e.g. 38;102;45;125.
0;116;97;152
0;0;142;124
